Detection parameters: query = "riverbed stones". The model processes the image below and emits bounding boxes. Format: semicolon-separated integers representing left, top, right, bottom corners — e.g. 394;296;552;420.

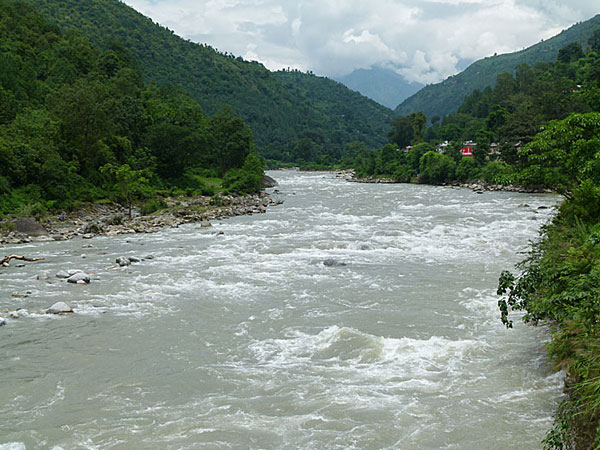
116;256;131;266
56;270;70;279
323;259;347;267
67;272;90;284
37;273;49;280
83;221;103;234
0;317;6;326
46;302;73;314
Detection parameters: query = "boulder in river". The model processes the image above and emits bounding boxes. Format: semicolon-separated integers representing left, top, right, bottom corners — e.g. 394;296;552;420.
56;270;70;279
46;302;73;314
0;317;6;326
263;175;278;188
323;259;347;267
116;256;131;266
11;217;48;236
67;273;90;284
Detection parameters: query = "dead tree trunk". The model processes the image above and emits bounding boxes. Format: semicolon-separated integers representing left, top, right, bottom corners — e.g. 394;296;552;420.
1;255;45;265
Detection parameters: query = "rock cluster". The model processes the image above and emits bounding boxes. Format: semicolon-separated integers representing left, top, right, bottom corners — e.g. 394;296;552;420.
1;192;278;247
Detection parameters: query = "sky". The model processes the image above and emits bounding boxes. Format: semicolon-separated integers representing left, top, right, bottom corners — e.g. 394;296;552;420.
123;0;599;84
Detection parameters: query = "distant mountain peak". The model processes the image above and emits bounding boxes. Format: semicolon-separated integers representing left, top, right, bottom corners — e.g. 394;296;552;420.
335;66;424;109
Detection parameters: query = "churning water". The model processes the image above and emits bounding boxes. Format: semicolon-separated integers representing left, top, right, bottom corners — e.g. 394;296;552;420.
0;171;563;449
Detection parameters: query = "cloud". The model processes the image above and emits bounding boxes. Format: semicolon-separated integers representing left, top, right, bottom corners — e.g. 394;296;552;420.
123;0;599;83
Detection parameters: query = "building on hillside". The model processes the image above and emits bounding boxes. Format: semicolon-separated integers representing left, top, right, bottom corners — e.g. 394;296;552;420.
489;142;500;156
436;141;450;153
460;141;476;156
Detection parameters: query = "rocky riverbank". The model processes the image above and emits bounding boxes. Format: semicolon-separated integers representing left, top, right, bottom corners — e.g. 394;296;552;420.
1;192;280;247
342;170;553;193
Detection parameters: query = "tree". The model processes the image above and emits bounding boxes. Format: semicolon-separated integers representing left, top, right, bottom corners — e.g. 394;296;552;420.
101;163;149;218
557;42;584;64
517;113;600;192
455;157;480;181
589;28;600;53
388;115;414;148
409;111;427;141
419;151;456;183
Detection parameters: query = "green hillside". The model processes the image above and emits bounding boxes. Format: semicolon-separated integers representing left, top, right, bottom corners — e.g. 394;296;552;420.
18;0;392;152
396;14;600;119
0;0;270;216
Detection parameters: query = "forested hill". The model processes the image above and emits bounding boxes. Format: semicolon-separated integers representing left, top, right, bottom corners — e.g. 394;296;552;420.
396;14;600;120
18;0;392;152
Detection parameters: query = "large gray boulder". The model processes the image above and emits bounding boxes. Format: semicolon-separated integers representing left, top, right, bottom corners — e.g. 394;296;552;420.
263;175;278;188
46;302;73;314
11;218;48;236
67;273;90;284
116;256;131;267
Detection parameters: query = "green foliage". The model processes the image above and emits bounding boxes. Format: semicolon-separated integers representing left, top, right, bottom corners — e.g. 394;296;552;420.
558;42;585;64
455;157;481;181
19;0;392;158
0;1;268;217
518;113;600;192
222;153;265;195
140;198;167;216
388;115;414;148
100;163;150;217
419;151;456;183
480;161;514;184
590;29;600;53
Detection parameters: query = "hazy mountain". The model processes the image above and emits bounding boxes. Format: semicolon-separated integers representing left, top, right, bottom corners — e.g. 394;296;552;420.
396;14;600;119
336;67;424;109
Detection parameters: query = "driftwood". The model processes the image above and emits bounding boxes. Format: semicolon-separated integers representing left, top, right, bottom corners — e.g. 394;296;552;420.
1;255;45;265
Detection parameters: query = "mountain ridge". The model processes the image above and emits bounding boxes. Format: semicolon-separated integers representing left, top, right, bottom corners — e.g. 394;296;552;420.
395;14;600;119
20;0;393;152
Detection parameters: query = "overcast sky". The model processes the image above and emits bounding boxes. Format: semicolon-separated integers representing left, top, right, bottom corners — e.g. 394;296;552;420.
123;0;598;84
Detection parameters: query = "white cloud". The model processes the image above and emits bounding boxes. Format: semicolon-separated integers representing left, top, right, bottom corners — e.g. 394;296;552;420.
123;0;599;83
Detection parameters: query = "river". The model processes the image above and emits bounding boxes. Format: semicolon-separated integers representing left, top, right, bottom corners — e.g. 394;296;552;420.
0;171;563;449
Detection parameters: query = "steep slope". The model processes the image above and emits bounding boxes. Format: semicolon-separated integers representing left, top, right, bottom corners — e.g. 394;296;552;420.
336;66;423;109
21;0;392;151
396;14;600;119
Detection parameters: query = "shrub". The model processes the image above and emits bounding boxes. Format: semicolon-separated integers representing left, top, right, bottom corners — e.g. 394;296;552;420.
140;198;167;215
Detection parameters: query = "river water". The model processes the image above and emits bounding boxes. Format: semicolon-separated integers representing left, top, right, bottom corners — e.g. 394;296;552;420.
1;171;563;449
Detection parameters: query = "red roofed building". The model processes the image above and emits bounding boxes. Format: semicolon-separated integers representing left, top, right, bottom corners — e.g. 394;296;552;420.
460;141;476;156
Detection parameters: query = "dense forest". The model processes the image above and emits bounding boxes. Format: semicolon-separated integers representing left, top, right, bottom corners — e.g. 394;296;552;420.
0;1;265;217
17;0;392;158
396;14;600;120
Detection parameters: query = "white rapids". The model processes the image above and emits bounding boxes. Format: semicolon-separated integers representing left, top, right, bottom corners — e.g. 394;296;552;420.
0;171;563;449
